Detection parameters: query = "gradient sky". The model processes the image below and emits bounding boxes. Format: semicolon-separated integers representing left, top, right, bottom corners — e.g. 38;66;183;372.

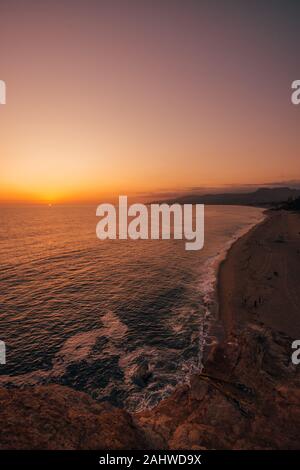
0;0;300;203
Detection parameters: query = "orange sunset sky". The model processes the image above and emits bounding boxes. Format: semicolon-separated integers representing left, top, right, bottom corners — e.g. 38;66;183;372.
0;0;300;203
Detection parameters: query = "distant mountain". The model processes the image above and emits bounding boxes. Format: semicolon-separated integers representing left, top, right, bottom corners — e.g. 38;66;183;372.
154;187;300;207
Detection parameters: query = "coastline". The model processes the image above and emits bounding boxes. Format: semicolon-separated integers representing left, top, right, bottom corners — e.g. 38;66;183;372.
136;209;300;449
1;209;300;449
216;209;269;339
201;209;267;360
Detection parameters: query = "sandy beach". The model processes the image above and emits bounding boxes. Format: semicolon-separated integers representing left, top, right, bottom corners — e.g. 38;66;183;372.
218;209;300;339
1;210;300;449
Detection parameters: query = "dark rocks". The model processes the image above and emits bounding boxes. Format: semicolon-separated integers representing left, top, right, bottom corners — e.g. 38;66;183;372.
189;375;209;402
132;362;152;387
0;385;148;450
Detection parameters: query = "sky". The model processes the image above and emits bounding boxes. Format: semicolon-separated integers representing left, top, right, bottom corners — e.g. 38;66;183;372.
0;0;300;203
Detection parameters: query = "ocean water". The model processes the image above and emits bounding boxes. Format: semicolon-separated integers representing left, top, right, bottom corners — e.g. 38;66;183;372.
0;204;264;410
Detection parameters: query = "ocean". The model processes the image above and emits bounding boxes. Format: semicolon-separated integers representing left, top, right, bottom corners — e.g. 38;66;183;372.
0;204;264;410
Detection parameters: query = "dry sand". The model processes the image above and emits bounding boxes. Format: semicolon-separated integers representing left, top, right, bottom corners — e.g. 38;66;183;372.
218;209;300;338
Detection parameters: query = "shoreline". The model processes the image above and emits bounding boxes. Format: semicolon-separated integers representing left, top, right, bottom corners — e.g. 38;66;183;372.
1;209;300;449
0;206;265;408
137;209;300;449
202;209;268;355
216;209;269;340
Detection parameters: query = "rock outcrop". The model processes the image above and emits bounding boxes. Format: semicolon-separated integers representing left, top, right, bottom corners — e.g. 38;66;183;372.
137;326;300;449
0;385;148;450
